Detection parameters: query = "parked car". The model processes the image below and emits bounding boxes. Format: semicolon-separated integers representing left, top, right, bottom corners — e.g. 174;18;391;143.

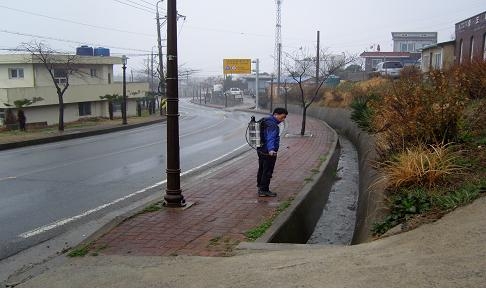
375;61;403;78
227;87;243;96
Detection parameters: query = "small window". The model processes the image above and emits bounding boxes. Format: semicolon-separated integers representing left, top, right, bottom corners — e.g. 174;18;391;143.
90;68;97;77
54;69;67;84
8;68;24;79
371;59;383;69
459;39;464;64
483;33;486;60
112;100;121;112
78;102;92;116
408;43;415;52
434;53;442;69
470;36;475;61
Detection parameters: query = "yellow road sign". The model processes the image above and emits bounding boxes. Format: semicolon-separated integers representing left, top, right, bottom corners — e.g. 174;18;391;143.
223;59;251;74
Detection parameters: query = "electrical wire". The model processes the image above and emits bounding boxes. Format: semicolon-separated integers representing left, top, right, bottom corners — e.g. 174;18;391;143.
113;0;154;14
0;29;151;53
0;4;153;38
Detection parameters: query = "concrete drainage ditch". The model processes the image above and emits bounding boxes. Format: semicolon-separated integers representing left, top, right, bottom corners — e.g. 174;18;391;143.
238;105;386;250
307;136;359;245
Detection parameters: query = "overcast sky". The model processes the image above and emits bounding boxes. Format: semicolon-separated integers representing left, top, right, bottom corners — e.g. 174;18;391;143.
1;0;484;77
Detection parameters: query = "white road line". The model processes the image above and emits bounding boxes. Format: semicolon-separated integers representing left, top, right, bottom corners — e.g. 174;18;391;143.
18;143;248;239
0;176;16;181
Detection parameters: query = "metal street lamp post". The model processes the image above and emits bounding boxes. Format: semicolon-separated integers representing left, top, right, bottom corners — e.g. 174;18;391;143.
121;55;128;125
252;58;259;110
163;0;185;207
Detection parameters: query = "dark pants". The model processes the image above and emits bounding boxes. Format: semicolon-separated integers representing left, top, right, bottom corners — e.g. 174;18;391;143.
257;151;277;191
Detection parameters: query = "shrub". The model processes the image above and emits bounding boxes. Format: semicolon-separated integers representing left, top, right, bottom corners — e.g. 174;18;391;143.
372;188;431;235
458;99;486;144
369;69;468;157
350;94;378;132
454;60;486;100
376;143;463;189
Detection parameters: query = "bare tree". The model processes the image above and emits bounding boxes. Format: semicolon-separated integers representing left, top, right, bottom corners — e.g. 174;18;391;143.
283;48;356;135
21;41;79;131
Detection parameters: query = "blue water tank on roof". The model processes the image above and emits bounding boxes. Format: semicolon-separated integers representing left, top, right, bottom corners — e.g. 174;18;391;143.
94;47;110;57
76;45;93;56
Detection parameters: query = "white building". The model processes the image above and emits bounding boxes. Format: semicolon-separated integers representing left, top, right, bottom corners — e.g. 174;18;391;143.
0;53;149;126
392;32;438;53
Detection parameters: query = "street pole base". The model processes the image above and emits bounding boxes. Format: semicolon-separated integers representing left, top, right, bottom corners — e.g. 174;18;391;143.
163;197;186;208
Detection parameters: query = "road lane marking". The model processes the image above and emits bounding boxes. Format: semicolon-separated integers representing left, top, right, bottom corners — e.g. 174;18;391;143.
0;176;16;181
18;143;248;239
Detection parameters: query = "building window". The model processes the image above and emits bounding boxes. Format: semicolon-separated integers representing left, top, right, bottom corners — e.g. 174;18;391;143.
408;43;415;52
90;68;97;77
371;59;383;69
54;69;67;84
401;43;407;52
434;53;442;69
483;33;486;60
108;73;111;84
0;108;4;125
8;68;24;79
459;39;464;64
470;36;475;61
112;100;121;112
78;102;92;116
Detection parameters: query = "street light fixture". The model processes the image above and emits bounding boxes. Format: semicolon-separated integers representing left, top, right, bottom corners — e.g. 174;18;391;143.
121;54;128;125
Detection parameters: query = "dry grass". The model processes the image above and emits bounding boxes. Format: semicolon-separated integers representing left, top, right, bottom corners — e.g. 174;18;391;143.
376;143;463;189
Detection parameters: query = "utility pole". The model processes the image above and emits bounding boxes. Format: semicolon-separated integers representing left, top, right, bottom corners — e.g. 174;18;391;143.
156;0;166;97
121;55;128;125
274;0;282;103
164;0;185;207
150;47;154;92
316;30;320;85
277;43;281;102
270;75;274;113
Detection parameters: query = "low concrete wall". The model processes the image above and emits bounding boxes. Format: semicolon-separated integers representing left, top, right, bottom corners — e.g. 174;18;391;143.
263;104;386;244
304;105;386;243
257;124;340;244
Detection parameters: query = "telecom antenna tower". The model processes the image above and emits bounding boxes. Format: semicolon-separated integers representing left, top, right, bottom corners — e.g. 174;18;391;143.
274;0;282;100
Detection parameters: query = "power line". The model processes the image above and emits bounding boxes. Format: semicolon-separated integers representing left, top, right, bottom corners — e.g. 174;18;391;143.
121;0;156;12
1;29;151;53
138;0;160;9
113;0;154;14
0;4;153;38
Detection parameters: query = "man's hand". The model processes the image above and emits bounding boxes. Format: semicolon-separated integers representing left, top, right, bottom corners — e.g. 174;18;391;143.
269;150;277;156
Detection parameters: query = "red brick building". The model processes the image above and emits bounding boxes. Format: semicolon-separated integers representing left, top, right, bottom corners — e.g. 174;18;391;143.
455;11;486;63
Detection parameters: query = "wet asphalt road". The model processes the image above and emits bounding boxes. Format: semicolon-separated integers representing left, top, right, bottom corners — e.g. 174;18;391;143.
0;99;257;259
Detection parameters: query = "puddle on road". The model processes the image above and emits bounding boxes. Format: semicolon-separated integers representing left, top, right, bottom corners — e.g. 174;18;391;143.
307;135;359;245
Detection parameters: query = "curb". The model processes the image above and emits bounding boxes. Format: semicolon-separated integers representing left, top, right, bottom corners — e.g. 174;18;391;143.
0;118;166;151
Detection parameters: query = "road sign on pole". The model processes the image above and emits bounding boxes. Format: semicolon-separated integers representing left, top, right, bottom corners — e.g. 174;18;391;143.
223;59;251;74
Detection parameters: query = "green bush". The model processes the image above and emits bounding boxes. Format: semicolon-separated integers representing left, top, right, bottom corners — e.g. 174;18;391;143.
372;188;431;235
350;95;378;132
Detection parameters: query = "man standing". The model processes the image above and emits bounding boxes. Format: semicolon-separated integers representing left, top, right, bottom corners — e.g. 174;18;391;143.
257;107;288;197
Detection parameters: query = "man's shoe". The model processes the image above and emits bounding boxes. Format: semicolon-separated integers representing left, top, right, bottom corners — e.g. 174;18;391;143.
258;190;277;197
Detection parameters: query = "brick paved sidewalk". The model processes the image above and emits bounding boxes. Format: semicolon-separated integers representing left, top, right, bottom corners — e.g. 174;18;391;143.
89;114;335;257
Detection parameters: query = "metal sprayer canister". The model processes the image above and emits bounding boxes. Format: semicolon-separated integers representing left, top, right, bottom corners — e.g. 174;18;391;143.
248;116;261;148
